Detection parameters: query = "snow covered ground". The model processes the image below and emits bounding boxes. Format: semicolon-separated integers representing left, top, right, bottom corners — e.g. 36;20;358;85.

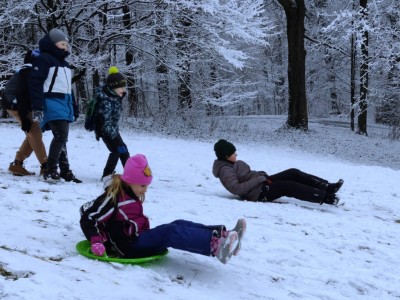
0;116;399;300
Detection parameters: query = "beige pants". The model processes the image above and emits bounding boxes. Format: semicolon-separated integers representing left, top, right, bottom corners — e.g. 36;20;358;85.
7;109;47;164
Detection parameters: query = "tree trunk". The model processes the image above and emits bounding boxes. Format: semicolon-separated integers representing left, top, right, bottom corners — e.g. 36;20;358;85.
122;5;140;117
176;14;192;112
277;0;308;130
357;0;368;135
155;9;170;124
350;31;356;131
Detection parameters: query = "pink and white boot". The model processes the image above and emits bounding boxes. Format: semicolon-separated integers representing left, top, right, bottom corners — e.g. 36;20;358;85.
211;231;238;264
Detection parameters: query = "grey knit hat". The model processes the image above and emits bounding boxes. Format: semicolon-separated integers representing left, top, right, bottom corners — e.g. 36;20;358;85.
49;28;69;44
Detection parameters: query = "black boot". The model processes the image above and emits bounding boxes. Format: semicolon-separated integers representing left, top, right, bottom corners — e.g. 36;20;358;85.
60;170;82;183
43;168;60;180
327;179;344;194
322;193;340;205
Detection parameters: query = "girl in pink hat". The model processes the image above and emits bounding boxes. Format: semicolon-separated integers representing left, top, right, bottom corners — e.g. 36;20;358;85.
80;154;246;264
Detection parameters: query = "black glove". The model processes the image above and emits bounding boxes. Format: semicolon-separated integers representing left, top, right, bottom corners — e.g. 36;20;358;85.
21;118;32;132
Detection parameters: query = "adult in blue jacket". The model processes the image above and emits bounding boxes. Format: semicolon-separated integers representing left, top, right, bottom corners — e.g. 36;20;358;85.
30;28;81;183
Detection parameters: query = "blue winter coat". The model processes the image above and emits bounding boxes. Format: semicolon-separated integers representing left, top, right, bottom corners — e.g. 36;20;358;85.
29;33;74;129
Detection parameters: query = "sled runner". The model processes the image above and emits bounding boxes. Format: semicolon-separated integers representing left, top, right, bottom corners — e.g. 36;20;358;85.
76;240;168;264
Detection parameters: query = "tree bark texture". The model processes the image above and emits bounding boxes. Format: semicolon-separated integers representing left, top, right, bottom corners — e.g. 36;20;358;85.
278;0;308;130
358;0;368;135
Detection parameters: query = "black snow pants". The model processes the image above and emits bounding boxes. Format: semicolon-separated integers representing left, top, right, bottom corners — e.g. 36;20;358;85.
259;168;329;203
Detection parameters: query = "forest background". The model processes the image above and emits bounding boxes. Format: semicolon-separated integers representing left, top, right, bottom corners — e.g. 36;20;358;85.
0;0;399;138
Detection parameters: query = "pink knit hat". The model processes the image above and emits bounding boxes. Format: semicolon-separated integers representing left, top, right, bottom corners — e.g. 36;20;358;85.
121;154;153;185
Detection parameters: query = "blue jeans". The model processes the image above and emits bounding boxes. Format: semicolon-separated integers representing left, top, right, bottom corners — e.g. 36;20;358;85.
125;220;216;258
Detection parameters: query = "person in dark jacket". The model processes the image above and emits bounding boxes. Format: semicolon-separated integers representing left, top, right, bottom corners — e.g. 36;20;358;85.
80;154;246;265
93;66;130;180
212;139;344;205
29;28;81;183
5;50;48;176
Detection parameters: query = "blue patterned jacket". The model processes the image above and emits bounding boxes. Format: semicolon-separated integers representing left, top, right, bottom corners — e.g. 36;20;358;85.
94;86;124;140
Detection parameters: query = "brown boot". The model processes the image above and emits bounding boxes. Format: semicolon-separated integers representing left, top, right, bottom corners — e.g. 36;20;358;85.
8;160;35;176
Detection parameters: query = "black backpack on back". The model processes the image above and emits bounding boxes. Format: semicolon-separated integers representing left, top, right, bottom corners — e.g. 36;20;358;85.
2;71;22;110
2;49;41;111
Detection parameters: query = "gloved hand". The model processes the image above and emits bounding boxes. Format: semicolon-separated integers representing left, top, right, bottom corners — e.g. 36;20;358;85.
91;242;106;256
32;110;43;123
21;118;32;132
90;236;105;256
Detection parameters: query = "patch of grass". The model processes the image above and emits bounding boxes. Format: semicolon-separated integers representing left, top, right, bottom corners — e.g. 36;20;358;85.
0;265;18;280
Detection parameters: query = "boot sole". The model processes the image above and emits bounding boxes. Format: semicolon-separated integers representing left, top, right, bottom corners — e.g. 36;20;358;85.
217;231;238;264
232;218;247;256
9;171;35;176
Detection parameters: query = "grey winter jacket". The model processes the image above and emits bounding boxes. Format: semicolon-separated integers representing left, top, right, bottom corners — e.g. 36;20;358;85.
212;159;267;202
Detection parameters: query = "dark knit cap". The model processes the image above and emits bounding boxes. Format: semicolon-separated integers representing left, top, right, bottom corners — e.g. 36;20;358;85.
106;66;127;89
49;28;69;44
214;139;236;160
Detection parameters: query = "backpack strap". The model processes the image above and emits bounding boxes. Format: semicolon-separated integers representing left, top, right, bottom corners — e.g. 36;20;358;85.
48;66;59;93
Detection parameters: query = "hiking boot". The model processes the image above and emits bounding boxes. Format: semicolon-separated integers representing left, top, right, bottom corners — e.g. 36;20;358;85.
43;168;60;181
231;218;247;256
8;160;35;176
60;170;82;183
327;179;344;194
322;193;340;205
212;231;238;264
40;162;47;176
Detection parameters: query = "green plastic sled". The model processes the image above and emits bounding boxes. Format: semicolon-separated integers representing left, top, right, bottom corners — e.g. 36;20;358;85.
76;240;168;264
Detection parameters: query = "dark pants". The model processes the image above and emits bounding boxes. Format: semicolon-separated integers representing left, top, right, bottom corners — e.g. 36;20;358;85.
260;168;328;203
101;134;130;177
124;220;216;258
47;120;70;173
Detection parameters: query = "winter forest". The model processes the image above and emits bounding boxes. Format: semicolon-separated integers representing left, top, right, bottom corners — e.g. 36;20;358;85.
0;0;399;137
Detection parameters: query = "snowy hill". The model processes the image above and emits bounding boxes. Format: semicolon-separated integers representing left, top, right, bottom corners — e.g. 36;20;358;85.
0;116;399;300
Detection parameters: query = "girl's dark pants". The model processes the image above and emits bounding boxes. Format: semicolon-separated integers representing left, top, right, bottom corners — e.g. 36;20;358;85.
101;133;130;177
47;120;70;173
261;168;328;203
125;220;216;258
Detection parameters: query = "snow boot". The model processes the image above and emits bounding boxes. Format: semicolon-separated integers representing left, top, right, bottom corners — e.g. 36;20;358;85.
231;218;247;256
60;170;82;183
43;168;61;181
8;160;35;176
212;231;238;264
322;193;340;205
327;179;344;194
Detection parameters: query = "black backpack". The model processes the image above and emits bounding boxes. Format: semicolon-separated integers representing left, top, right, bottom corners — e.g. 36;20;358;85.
2;49;41;110
3;71;23;110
